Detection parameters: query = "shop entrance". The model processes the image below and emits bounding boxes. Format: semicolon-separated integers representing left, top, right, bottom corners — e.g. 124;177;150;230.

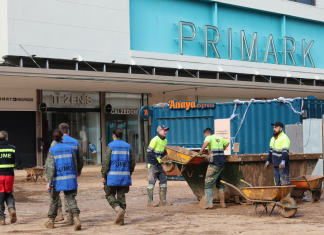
42;111;101;164
106;115;142;158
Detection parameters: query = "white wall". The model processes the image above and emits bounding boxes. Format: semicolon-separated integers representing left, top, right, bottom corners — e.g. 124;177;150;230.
0;0;130;64
316;0;324;8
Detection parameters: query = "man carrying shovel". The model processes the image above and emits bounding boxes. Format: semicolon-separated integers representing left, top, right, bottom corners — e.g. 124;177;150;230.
198;128;229;209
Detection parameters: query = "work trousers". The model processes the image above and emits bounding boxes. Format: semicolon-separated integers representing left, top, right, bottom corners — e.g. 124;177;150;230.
48;186;80;218
48;194;68;211
273;167;290;186
147;164;167;188
205;164;225;190
0;176;15;220
104;184;129;210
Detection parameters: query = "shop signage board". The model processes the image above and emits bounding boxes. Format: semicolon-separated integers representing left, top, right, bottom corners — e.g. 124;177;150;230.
111;109;139;115
42;91;100;109
0;89;36;111
168;99;215;111
178;21;315;67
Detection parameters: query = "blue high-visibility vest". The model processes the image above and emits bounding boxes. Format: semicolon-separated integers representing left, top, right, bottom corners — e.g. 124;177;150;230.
62;135;79;157
50;143;78;191
107;140;132;186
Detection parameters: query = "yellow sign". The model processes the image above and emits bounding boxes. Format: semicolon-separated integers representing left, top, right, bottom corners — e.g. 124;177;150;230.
168;99;215;111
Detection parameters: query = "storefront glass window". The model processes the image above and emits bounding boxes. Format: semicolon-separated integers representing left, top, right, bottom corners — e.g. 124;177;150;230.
42;112;101;165
105;93;148;162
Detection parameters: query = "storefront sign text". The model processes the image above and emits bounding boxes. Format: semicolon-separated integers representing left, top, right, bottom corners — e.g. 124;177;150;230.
0;97;33;102
168;99;215;111
111;109;139;115
51;94;92;104
179;21;315;68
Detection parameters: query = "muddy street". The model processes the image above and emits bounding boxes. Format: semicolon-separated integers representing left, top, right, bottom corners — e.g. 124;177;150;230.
1;164;324;235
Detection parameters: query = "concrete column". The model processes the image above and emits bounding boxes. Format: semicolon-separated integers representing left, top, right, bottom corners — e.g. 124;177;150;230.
100;92;106;163
36;90;43;166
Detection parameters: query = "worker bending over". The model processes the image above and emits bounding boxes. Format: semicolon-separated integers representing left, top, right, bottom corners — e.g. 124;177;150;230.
265;122;291;186
198;128;229;209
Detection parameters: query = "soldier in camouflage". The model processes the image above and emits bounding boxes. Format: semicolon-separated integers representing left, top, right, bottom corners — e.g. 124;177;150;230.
45;123;83;224
101;127;135;225
45;129;81;230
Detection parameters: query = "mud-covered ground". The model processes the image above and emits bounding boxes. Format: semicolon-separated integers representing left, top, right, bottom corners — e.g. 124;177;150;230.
1;164;324;234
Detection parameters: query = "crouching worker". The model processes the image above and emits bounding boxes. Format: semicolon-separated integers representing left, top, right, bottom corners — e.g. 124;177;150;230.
198;128;229;209
45;129;81;230
101;127;135;225
146;125;172;207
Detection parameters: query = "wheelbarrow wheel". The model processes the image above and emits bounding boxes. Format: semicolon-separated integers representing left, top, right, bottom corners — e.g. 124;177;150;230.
278;197;297;218
313;190;321;202
162;162;176;172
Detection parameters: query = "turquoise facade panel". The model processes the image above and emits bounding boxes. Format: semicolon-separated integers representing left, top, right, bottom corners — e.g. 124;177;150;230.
130;0;322;68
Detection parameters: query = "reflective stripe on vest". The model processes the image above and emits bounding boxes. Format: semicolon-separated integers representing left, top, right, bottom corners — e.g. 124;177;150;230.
0;164;15;168
63;135;79;156
0;149;15;153
107;171;130;175
49;143;77;192
107;140;132;187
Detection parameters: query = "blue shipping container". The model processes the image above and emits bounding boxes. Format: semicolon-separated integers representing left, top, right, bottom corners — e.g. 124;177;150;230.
151;99;303;154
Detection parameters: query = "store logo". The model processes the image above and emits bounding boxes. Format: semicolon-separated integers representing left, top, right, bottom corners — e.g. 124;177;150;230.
168;99;215;111
111;109;139;115
0;97;33;102
51;94;92;104
179;21;315;68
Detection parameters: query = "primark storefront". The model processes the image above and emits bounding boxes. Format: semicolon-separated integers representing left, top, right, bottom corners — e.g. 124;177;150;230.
41;91;149;165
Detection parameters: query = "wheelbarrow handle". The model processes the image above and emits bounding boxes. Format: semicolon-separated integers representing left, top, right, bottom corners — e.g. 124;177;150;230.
220;180;252;202
240;179;253;187
302;175;312;190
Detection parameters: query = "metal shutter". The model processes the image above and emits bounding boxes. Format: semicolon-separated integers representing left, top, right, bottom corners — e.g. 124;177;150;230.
0;111;36;168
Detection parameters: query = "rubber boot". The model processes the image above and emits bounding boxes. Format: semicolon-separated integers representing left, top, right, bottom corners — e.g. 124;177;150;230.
199;188;214;209
73;214;82;230
54;207;64;222
65;211;73;225
114;206;125;226
159;187;173;206
219;189;227;208
9;209;17;224
147;188;158;207
45;218;55;229
0;205;5;225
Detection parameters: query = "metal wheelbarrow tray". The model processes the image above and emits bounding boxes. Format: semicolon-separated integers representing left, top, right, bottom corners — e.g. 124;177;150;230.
222;180;299;218
290;175;324;203
163;146;207;177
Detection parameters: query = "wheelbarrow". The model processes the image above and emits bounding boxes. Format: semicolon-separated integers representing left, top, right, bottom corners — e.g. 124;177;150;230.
163;146;207;177
290;175;324;203
221;180;299;218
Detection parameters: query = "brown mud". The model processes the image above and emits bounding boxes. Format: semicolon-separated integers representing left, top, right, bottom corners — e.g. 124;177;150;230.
1;164;324;234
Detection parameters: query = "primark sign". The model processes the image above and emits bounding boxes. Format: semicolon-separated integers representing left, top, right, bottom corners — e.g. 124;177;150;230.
178;21;315;68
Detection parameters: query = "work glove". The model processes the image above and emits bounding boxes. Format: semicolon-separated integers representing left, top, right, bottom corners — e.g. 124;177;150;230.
147;163;151;169
279;160;285;169
264;161;269;170
198;150;204;155
157;158;162;164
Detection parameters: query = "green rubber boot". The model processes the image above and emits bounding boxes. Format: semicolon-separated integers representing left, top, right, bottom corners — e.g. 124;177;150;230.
147;188;158;207
159;187;172;206
199;188;214;209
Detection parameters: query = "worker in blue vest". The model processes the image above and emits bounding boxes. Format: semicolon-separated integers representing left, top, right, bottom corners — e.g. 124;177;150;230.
265;121;291;186
46;123;83;224
45;129;81;230
101;127;135;226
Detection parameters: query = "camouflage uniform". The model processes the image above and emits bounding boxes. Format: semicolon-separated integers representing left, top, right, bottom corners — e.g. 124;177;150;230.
101;145;135;210
45;138;83;211
46;142;80;218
